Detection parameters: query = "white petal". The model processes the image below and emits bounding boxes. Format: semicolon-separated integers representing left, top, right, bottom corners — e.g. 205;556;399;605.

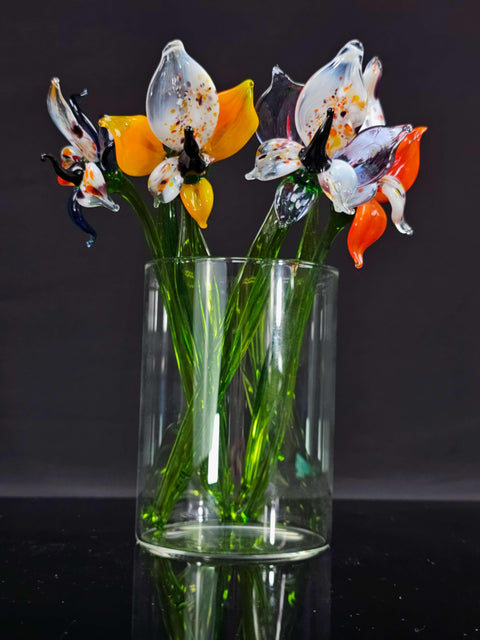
47;78;98;162
79;162;119;211
146;40;219;152
361;57;386;129
318;159;358;214
348;182;378;208
379;174;413;235
245;138;302;181
295;40;367;155
148;157;184;203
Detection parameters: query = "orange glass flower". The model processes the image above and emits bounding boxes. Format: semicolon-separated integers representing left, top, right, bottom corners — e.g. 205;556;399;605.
100;40;258;228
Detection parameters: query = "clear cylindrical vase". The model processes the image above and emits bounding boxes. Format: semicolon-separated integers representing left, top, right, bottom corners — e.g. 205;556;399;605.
136;258;338;561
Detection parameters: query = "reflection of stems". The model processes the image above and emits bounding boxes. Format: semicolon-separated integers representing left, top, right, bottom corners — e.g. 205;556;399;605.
152;557;231;640
152;558;186;640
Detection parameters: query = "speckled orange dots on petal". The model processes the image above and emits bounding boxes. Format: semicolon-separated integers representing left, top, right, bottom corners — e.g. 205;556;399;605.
99;115;165;177
347;198;387;269
203;80;259;163
146;40;219;152
180;178;214;229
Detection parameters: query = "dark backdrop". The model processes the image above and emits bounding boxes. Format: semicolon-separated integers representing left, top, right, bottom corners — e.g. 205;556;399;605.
1;0;479;498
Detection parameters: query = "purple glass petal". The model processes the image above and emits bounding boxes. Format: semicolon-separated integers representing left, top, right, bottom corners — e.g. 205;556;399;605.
334;125;412;186
256;66;303;144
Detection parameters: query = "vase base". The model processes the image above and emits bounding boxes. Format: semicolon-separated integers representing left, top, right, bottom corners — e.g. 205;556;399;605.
137;523;328;563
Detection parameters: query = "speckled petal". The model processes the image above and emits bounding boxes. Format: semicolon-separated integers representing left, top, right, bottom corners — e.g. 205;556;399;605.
334;124;412;187
60;145;81;168
245;139;302;181
99;115;166;176
47;78;98;162
255;66;303;144
295;40;367;155
148;157;184;203
146;40;219;152
318;159;358;214
273;174;319;226
79;162;119;211
348;182;378;208
361;57;385;129
378;174;412;235
55;146;82;186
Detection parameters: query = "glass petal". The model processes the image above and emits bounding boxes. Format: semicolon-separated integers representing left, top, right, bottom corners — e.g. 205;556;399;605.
348;182;378;208
273;174;319;226
347;198;387;268
148;157;184;204
67;190;97;247
295;40;367;154
255;66;303;144
245;139;302;181
203;80;259;163
56;146;80;185
318;159;358;214
47;78;98;162
60;145;81;168
378;174;412;235
146;40;219;152
99;115;166;176
180;177;214;229
334;124;412;186
79;162;120;211
376;126;427;200
361;57;385;129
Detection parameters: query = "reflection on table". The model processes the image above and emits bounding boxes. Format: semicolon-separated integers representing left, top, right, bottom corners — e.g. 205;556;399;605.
132;544;331;639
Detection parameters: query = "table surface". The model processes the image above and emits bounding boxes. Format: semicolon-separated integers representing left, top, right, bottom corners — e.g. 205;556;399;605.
1;499;479;639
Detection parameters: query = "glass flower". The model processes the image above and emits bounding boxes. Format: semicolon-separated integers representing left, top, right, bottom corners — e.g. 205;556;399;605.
245;41;414;228
42;78;119;246
100;40;258;229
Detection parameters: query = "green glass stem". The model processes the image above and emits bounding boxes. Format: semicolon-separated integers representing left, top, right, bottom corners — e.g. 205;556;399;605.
236;208;351;520
105;169;163;259
299;204;352;265
106;170;196;397
219;204;288;395
177;200;210;257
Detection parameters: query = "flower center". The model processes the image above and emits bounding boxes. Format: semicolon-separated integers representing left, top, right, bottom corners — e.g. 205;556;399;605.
178;126;207;177
298;108;334;174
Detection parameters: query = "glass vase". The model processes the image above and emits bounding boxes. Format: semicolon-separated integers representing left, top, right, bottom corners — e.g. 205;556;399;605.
136;258;338;561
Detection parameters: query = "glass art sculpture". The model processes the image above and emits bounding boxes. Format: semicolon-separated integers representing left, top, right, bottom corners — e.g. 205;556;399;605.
42;39;426;560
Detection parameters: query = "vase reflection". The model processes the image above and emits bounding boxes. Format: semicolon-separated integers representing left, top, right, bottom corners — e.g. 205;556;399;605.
132;543;331;639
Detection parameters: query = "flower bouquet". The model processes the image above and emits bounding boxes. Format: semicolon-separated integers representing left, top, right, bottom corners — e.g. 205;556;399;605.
43;39;425;560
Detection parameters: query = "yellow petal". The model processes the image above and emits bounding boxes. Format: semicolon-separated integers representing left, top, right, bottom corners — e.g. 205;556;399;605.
180;178;214;228
203;80;259;162
98;115;165;176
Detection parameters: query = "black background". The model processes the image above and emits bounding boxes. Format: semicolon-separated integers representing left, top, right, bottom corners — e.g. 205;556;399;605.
1;0;479;499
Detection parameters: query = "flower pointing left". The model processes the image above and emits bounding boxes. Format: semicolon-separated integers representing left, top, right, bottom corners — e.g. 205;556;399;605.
100;40;258;229
42;78;119;247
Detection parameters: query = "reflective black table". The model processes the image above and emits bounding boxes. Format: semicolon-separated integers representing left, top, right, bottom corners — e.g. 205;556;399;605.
1;499;479;638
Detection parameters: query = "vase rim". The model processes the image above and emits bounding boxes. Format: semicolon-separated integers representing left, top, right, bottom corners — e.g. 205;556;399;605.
145;257;339;277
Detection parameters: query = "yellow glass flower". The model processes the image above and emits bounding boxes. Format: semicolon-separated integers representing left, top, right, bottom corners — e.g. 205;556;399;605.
100;40;258;228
